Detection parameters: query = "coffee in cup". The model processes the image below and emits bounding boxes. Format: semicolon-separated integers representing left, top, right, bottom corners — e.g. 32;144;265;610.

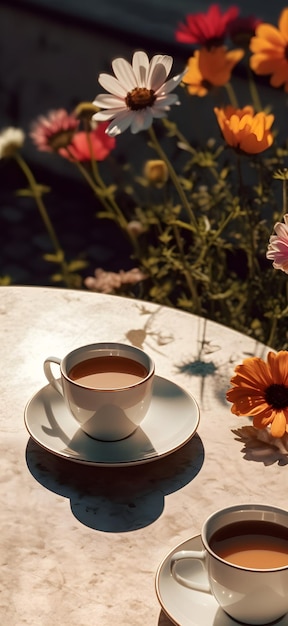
44;342;155;441
170;503;288;625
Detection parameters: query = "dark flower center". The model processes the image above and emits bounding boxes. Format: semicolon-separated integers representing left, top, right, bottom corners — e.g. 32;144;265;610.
201;79;213;92
265;383;288;409
125;88;156;111
49;130;76;151
205;37;225;49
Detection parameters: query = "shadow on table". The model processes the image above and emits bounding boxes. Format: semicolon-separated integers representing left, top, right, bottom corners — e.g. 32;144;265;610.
25;433;204;532
158;610;176;625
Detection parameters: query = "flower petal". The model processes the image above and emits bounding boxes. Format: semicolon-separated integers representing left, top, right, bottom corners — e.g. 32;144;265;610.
130;109;153;133
132;51;150;87
97;74;127;97
93;94;124;108
148;55;172;91
106;111;134;136
112;57;137;91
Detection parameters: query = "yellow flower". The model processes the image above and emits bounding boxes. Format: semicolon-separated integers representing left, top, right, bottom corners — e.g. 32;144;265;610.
214;105;274;154
182;46;244;96
226;351;288;438
250;8;288;92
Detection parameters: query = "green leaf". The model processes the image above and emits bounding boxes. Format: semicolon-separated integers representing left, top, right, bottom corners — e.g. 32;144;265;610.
67;260;88;272
43;251;64;263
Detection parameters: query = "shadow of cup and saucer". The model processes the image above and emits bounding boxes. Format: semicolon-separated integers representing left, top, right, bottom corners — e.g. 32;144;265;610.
25;374;204;532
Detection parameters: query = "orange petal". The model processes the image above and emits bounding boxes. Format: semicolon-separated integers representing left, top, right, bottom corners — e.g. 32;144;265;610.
270;411;287;437
279;8;288;39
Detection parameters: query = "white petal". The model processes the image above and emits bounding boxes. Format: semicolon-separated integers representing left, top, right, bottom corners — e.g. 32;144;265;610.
132;51;149;87
130;109;153;134
93;94;125;109
150;107;168;119
155;93;180;107
93;93;126;109
112;58;137;91
106;111;134;136
157;70;186;95
148;55;172;90
93;108;126;122
98;73;127;97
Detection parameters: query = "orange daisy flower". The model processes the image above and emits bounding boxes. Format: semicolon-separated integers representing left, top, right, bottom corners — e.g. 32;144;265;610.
249;8;288;92
182;46;244;96
214;105;274;154
226;351;288;438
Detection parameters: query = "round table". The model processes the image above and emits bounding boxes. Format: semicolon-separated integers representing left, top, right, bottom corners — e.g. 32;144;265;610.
1;285;286;626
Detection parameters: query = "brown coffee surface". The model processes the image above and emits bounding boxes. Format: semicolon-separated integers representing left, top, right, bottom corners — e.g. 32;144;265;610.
210;520;288;569
69;355;148;389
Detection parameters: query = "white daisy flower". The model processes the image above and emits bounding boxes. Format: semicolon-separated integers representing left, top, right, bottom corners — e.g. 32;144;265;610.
92;50;185;137
0;127;25;158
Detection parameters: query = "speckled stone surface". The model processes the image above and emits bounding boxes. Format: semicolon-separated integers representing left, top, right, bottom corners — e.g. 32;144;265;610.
1;285;286;626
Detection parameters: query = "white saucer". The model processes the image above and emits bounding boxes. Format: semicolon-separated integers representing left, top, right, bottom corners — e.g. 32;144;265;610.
155;535;288;626
24;375;199;466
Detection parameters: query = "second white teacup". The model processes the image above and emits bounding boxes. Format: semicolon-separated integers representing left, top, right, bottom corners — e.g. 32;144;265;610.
44;342;155;441
171;503;288;625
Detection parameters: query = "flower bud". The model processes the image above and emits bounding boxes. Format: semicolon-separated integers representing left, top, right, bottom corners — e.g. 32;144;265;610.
0;128;25;158
74;102;100;122
143;159;169;187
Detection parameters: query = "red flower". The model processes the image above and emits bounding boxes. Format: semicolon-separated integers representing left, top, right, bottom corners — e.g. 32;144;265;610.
175;3;239;47
59;122;116;161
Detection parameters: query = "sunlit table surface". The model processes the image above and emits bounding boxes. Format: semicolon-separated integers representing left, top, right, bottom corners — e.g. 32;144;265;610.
1;285;287;626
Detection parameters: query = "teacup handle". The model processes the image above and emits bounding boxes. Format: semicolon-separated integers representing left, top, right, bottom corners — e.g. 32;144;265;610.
44;357;63;396
170;549;211;593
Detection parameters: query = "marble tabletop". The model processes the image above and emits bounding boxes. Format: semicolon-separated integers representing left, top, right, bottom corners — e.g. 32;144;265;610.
1;285;287;626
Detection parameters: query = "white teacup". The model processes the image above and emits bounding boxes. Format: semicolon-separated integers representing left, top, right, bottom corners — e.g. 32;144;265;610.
170;503;288;625
44;342;155;441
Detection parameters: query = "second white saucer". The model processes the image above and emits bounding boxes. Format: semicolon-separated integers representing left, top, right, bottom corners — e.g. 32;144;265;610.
24;375;199;466
155;535;288;626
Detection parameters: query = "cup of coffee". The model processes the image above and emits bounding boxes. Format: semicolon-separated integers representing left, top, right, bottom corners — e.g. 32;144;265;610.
44;342;155;441
170;503;288;625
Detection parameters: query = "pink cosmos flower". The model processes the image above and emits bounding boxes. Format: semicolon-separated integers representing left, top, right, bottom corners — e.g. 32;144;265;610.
175;3;239;47
30;109;79;152
59;122;116;161
84;268;148;294
266;214;288;273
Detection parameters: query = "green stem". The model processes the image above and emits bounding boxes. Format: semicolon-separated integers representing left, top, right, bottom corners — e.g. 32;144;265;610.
172;223;201;313
283;177;288;214
69;150;140;256
224;82;239;108
237;154;260;277
14;152;72;287
162;119;197;156
148;125;197;230
247;66;263;112
267;316;278;348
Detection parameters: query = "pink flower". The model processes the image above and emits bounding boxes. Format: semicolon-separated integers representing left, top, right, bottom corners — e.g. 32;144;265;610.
266;214;288;273
175;3;239;47
59;122;116;161
84;268;148;294
30;109;79;152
